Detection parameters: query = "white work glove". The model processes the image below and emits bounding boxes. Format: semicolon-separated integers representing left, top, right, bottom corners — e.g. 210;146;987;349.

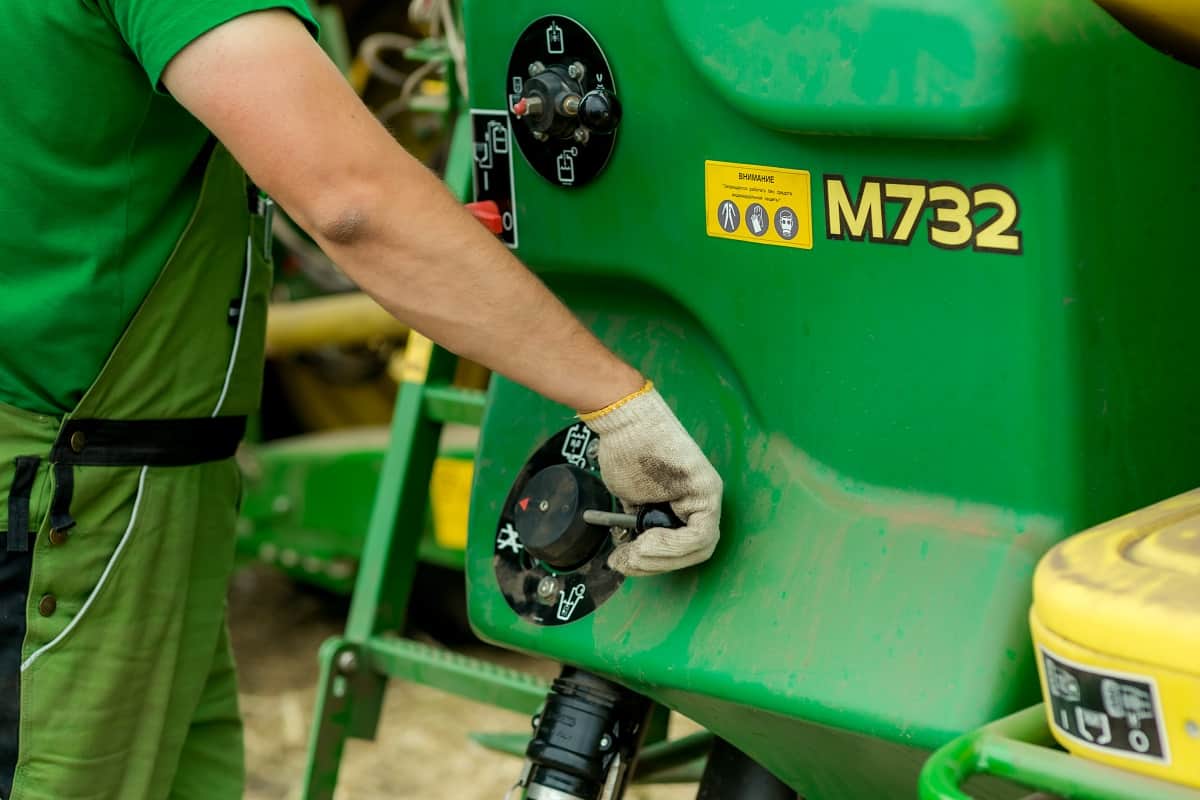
581;382;723;576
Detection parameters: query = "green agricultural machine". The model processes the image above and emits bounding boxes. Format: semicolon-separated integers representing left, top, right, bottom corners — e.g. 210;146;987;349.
299;1;1200;798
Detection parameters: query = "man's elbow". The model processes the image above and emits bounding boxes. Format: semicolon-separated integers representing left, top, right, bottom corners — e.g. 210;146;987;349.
315;206;369;246
287;180;379;248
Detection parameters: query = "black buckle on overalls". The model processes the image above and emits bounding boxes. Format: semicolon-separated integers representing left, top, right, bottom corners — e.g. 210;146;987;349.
246;182;275;260
49;463;75;537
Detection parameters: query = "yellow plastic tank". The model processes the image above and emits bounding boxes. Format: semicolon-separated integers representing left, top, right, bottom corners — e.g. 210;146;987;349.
1031;488;1200;787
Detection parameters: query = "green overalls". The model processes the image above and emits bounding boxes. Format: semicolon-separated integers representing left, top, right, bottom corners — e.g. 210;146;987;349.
0;144;269;799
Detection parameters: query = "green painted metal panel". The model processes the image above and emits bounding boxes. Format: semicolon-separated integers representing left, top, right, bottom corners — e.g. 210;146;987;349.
460;1;1200;797
239;429;391;593
238;428;474;591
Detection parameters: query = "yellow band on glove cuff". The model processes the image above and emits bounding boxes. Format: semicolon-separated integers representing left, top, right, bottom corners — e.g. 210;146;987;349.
578;380;654;422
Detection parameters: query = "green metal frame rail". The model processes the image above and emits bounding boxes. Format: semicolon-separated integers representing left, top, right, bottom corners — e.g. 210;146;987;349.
919;705;1199;800
296;329;553;798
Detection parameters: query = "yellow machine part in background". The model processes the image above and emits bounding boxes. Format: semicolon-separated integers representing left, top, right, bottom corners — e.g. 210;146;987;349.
430;455;472;550
1096;0;1200;65
1031;489;1200;788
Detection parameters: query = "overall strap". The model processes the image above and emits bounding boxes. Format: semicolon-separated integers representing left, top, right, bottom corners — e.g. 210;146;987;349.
66;142;269;423
5;458;40;553
49;418;247;467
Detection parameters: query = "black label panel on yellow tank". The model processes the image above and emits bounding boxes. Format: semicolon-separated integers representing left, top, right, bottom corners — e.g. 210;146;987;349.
494;423;624;626
1041;648;1169;763
470;110;518;248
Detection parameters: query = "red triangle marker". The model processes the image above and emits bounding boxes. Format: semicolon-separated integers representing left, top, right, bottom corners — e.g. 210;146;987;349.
518;497;531;511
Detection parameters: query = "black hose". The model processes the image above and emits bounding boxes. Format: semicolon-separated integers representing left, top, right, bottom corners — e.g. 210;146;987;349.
696;738;798;800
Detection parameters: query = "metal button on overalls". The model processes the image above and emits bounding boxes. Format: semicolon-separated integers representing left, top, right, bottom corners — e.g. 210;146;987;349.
48;529;68;546
37;595;56;616
69;431;86;453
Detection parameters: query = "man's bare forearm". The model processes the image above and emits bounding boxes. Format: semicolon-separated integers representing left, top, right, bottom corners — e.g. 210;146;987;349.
306;152;643;412
163;10;642;413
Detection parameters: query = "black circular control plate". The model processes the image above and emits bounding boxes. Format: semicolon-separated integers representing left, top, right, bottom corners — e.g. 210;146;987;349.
507;16;618;188
494;423;625;626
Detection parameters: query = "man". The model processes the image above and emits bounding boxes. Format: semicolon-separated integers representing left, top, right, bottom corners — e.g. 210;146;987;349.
0;3;723;798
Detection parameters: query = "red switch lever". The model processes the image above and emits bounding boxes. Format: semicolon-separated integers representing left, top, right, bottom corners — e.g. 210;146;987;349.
465;200;503;235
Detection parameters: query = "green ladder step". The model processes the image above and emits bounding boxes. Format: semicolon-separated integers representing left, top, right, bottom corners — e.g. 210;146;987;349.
421;385;486;426
366;635;550;715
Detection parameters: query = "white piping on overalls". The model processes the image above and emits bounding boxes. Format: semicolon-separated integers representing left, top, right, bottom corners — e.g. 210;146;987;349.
18;210;253;672
20;466;149;672
211;235;254;418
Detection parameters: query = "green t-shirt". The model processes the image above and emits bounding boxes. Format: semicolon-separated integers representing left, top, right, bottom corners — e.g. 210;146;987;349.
0;1;317;414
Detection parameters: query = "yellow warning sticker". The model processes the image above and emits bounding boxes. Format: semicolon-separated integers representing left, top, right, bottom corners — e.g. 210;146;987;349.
705;160;813;250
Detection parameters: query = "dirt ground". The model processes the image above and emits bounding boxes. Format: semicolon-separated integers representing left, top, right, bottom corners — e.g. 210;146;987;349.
229;565;699;800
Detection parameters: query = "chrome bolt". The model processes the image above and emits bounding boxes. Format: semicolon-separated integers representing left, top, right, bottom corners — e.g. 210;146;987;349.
531;714;542;730
519;96;545;117
539;500;550;512
573;127;591;145
336;650;358;674
568;61;586;80
537;576;559;601
599;734;613;751
561;95;581;117
528;61;546;77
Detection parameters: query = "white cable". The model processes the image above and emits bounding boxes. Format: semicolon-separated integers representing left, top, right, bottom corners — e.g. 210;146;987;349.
21;466;149;673
438;0;469;98
408;0;439;29
376;58;443;125
359;32;417;88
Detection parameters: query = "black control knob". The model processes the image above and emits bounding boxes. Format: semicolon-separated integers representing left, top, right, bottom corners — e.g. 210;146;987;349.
514;65;584;140
514;464;612;570
579;89;621;135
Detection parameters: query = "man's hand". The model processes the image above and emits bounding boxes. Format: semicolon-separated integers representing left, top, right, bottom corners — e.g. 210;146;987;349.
583;384;723;576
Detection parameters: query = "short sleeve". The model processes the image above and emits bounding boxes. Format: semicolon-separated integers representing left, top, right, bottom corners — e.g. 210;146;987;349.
97;0;320;89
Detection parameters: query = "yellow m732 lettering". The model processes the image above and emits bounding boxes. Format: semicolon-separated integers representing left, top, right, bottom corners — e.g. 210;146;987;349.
823;175;1023;255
